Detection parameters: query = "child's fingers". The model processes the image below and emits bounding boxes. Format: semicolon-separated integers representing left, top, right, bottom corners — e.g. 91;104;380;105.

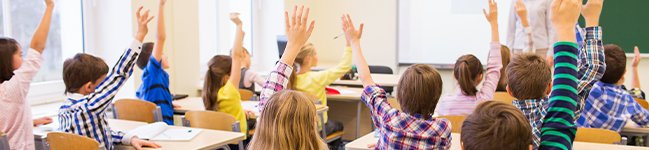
142;10;151;22
483;9;488;19
146;16;155;24
285;11;290;31
302;7;310;27
296;5;304;25
136;6;143;19
341;15;348;28
291;5;297;26
346;14;354;27
359;23;364;37
307;20;315;37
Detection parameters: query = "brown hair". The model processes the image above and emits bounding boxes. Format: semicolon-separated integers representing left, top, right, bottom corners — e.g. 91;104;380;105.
136;42;155;69
287;43;315;90
461;101;532;150
601;44;626;84
248;90;328;150
0;38;19;83
506;53;551;100
496;45;511;91
453;54;483;96
397;64;443;119
202;55;232;111
63;53;110;93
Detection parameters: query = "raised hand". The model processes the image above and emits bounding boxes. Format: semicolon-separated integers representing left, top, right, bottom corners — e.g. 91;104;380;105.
279;5;315;65
341;14;364;44
135;6;155;42
483;0;498;24
44;0;54;6
633;46;641;67
159;0;167;4
230;13;242;26
581;0;603;27
551;0;582;42
515;0;529;27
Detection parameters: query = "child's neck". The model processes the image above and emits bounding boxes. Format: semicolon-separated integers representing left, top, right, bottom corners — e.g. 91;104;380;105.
298;65;311;74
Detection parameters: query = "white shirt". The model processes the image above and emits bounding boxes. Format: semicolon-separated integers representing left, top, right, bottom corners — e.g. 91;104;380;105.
507;0;557;52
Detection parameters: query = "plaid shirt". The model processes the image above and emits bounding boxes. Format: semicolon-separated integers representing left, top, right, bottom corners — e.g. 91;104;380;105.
58;39;142;150
258;62;292;110
576;82;649;132
362;85;452;150
512;26;605;150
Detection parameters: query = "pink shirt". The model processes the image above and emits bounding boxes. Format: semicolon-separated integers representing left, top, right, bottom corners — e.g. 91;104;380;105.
0;49;43;150
437;42;502;116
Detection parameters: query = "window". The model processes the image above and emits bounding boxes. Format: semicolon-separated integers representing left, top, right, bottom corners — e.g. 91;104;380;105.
2;0;84;83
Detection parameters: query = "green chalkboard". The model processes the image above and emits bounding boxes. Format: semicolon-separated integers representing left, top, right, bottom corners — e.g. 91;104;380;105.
578;0;649;53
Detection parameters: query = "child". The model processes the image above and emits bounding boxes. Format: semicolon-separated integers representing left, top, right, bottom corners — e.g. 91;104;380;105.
342;13;452;149
507;0;605;148
0;0;53;149
497;0;534;92
135;0;176;125
233;48;266;93
496;45;511;92
248;5;327;150
575;44;649;132
202;13;253;137
437;0;502;116
58;7;160;150
462;0;584;148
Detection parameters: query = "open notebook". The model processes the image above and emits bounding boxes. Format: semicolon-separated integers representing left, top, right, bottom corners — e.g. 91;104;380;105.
128;122;203;141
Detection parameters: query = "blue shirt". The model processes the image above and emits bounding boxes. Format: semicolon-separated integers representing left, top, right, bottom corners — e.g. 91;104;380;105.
576;82;649;132
136;56;174;125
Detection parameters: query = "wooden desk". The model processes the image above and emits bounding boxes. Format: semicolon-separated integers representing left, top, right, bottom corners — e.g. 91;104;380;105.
331;74;400;87
346;131;648;150
34;119;245;150
327;86;366;139
173;97;329;119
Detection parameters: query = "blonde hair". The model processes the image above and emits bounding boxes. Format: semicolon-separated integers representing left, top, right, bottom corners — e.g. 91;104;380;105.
287;43;316;90
248;90;328;150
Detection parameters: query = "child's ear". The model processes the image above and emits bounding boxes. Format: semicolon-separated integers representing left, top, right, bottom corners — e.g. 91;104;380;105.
546;82;553;95
506;85;514;97
82;82;93;92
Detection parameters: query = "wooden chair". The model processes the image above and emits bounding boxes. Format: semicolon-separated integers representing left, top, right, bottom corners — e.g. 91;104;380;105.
238;89;254;101
182;111;244;150
575;128;621;144
46;132;103;150
493;92;516;104
112;99;162;123
0;131;9;150
437;115;468;133
635;98;648;109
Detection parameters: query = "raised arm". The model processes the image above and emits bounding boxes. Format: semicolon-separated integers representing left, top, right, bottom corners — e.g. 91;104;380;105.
484;0;499;43
259;5;314;109
631;46;642;89
152;0;167;62
229;13;245;88
576;0;604;116
29;0;54;53
515;0;536;53
342;14;371;87
476;0;503;102
539;0;581;149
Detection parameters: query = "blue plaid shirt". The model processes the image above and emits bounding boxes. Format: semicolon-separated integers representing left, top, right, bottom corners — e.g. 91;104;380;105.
58;39;142;150
362;85;452;150
512;26;605;150
576;82;649;132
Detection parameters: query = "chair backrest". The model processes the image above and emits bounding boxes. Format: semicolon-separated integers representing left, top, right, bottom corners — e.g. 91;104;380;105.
368;66;393;74
575;128;621;144
113;99;160;123
437;115;468;133
493;92;516;104
635;98;648;109
46;132;102;150
184;111;237;131
238;89;254;101
0;131;9;150
300;91;321;103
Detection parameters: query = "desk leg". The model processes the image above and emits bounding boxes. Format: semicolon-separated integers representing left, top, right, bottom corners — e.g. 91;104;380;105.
356;101;361;139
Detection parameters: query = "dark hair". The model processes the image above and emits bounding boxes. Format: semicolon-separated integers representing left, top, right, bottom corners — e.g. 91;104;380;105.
506;53;552;100
63;53;110;93
397;64;443;119
453;54;483;96
202;55;232;111
0;38;19;83
461;101;533;150
287;43;315;90
136;42;155;69
496;45;511;91
601;44;626;84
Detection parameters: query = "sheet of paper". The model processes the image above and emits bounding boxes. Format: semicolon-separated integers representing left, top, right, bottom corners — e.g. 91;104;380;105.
151;129;203;141
241;101;261;115
336;89;358;95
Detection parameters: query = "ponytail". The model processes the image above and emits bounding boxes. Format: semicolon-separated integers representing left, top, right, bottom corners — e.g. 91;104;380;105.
202;55;232;111
286;43;315;90
287;64;299;90
453;55;483;96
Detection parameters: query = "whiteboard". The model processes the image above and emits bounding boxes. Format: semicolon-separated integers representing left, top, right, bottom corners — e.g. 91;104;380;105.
398;0;512;66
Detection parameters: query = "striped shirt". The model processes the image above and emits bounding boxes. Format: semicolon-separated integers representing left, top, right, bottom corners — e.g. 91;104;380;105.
0;49;43;150
136;55;174;125
576;82;649;132
513;26;605;149
437;42;502;116
58;39;142;150
539;41;580;150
